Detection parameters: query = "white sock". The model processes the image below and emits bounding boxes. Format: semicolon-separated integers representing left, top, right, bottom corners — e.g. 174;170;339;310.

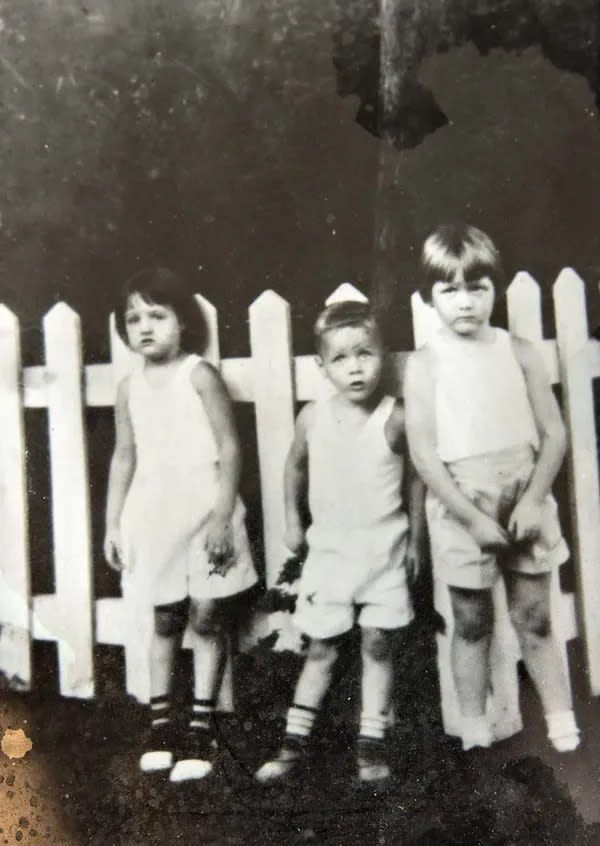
461;714;493;751
285;704;317;741
545;709;580;752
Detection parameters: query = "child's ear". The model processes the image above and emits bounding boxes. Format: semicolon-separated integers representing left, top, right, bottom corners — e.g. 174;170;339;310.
314;354;324;371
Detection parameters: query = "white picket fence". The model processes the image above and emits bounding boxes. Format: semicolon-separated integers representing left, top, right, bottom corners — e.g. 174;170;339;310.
0;271;599;741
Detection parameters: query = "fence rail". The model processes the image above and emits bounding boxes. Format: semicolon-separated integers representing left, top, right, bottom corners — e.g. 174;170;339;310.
1;272;599;739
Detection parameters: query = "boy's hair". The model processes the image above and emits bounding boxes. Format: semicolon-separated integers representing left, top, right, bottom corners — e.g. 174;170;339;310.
114;266;208;353
314;300;381;353
418;223;506;302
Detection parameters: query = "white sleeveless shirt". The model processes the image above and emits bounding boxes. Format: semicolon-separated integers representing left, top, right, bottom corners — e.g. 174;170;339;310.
127;354;219;494
306;395;405;532
428;328;539;463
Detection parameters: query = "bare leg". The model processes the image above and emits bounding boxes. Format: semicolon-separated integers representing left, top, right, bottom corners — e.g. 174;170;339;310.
293;638;339;710
359;628;395;782
255;638;339;783
505;570;578;750
449;587;494;750
449;587;494;716
170;599;226;782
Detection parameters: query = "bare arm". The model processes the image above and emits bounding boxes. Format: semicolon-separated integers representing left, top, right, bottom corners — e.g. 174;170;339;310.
104;377;136;570
192;361;241;523
191;362;243;571
386;400;427;579
283;402;313;555
508;338;567;540
404;349;509;549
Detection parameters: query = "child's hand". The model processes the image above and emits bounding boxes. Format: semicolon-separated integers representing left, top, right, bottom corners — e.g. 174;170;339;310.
205;513;235;577
405;537;422;583
283;523;306;558
468;512;510;551
508;496;544;544
104;528;124;572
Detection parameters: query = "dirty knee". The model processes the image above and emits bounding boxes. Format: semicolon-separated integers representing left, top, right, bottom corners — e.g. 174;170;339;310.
454;616;492;643
306;638;339;664
510;603;551;639
189;599;222;635
361;629;393;662
154;602;187;637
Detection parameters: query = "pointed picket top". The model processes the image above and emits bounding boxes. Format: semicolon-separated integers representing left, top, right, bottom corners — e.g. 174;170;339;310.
325;283;368;306
507;271;543;341
249;288;290;314
43;300;79;328
410;291;441;348
194;293;220;366
554;267;589;356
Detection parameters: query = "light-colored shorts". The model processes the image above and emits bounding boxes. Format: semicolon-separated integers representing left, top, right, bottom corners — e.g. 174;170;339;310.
426;444;569;590
294;516;414;640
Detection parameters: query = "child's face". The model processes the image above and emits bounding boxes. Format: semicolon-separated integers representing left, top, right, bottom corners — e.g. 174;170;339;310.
431;271;495;337
124;293;182;361
317;323;384;404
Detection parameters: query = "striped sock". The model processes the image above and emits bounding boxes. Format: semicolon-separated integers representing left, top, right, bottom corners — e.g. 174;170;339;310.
149;695;171;728
284;704;318;746
189;698;215;732
359;712;387;743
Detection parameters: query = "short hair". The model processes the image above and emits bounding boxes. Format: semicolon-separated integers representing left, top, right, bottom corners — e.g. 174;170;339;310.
114;266;208;354
314;300;381;353
418;223;505;302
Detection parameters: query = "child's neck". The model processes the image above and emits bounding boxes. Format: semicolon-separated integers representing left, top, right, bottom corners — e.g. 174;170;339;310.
443;323;496;343
332;386;384;416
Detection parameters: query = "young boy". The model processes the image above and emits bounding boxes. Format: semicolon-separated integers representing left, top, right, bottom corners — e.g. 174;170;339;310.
403;223;580;753
255;300;425;785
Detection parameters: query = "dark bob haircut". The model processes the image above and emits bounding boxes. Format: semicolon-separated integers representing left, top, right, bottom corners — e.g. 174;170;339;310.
313;300;381;353
114;266;208;354
418;222;506;302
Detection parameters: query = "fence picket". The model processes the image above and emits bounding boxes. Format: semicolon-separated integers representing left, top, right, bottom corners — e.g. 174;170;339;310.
508;272;577;697
0;271;599;721
554;269;600;694
36;303;94;698
0;306;31;690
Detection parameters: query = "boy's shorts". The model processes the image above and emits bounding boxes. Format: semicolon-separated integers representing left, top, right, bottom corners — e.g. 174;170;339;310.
426;444;569;590
294;516;414;640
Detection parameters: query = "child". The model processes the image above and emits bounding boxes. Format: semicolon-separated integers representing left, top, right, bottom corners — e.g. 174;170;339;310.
255;300;425;785
104;267;257;781
404;223;580;753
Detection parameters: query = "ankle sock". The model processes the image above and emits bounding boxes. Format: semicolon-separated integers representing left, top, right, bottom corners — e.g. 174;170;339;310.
461;714;493;751
545;709;580;752
284;704;317;746
149;694;172;730
169;699;216;783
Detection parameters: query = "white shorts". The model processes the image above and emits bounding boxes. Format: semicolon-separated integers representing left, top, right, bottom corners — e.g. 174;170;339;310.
294;517;414;640
427;444;569;590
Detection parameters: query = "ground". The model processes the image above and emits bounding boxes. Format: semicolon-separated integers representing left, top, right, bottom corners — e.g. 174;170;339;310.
1;619;599;845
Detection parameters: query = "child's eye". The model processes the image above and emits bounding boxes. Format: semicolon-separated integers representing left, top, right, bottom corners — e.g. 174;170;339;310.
359;350;372;358
125;313;139;324
149;310;167;320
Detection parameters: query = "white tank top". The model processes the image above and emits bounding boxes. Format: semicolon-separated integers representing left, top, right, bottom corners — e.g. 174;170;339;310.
429;328;539;462
307;395;405;531
127;354;219;484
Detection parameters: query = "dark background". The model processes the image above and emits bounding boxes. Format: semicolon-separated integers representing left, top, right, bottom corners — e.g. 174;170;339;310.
2;1;600;842
1;0;600;363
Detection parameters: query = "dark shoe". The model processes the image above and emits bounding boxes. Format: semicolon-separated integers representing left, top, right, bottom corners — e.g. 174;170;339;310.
254;739;309;785
139;721;175;773
169;727;217;783
357;738;391;785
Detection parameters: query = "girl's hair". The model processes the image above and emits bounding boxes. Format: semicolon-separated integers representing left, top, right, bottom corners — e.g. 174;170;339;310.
314;300;381;352
115;266;208;353
419;223;506;302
